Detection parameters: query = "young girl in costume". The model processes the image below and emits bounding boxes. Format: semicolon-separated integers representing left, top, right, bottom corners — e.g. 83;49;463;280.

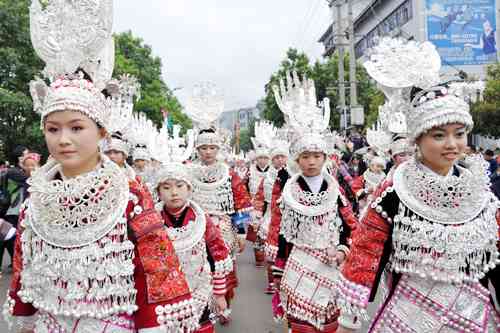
155;155;233;332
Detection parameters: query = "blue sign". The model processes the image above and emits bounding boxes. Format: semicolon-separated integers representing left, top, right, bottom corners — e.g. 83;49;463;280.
426;0;497;66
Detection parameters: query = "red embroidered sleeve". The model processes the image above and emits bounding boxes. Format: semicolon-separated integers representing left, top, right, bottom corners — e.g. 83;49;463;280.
127;180;196;331
351;175;365;198
337;188;358;251
264;180;283;262
338;187;358;231
205;215;232;296
252;179;265;216
7;207;37;325
337;180;393;324
230;171;253;213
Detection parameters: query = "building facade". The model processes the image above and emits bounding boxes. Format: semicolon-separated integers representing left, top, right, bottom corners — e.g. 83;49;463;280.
218;107;261;134
319;0;499;79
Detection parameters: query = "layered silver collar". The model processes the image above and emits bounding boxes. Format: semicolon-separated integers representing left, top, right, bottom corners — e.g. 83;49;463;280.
28;155;129;248
280;172;341;249
393;156;491;224
191;162;230;186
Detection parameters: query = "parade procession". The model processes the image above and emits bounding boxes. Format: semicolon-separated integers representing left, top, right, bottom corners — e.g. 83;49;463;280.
1;0;500;332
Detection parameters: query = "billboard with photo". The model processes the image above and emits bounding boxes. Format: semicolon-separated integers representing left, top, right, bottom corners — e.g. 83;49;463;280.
426;0;497;66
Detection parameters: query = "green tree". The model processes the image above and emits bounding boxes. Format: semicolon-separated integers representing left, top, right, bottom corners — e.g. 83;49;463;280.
0;4;191;164
262;49;312;127
113;31;191;130
471;62;500;137
238;128;252;152
261;48;381;131
0;0;45;162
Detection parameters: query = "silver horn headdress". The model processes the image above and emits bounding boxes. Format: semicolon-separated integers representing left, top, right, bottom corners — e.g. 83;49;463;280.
364;37;483;143
29;0;140;132
272;71;331;160
151;124;195;189
183;82;225;149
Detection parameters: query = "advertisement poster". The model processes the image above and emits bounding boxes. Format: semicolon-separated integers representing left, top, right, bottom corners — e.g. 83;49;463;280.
426;0;497;66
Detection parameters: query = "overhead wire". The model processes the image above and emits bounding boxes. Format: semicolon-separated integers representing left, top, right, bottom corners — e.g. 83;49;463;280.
297;0;323;48
294;0;317;48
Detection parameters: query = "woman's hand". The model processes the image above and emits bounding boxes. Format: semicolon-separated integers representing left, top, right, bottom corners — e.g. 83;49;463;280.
238;237;246;253
336;251;346;265
214;295;227;313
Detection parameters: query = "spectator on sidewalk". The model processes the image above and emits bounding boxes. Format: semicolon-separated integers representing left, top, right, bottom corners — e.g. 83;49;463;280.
0;147;39;270
484;149;497;178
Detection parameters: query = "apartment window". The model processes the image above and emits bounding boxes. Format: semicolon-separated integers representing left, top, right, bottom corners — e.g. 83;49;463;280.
355;0;413;57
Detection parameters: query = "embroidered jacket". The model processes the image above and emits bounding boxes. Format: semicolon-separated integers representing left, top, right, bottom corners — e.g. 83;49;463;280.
350;170;386;200
274;176;358;274
6;178;196;332
229;169;253;215
160;204;232;298
265;168;291;262
338;160;500;330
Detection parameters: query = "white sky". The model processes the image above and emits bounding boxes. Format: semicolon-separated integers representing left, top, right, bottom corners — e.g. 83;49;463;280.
113;0;331;110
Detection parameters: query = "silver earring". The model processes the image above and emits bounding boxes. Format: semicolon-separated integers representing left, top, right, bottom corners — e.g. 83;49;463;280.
415;146;423;161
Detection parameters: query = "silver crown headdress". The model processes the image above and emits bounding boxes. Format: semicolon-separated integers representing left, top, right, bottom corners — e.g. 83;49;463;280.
234;151;248;162
268;127;290;158
29;0;140;133
364;37;481;143
30;0;113;82
125;113;157;161
273;71;330;159
251;121;277;158
101;75;141;156
102;131;131;157
151;124;195;190
183;82;225;148
366;121;392;160
30;0;110;127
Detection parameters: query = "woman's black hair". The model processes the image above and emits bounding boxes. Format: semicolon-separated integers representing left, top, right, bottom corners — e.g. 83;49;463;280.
199;128;216;135
409;86;423;104
77;68;93;82
111;131;124;140
76;67;111;98
410;82;452;106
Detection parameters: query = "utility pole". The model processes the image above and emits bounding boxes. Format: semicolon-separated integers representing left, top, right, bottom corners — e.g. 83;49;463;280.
347;0;364;126
334;0;347;130
347;0;357;106
234;112;240;155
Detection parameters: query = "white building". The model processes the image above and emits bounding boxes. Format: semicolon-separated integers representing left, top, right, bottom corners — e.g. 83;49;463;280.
319;0;499;79
218;107;261;134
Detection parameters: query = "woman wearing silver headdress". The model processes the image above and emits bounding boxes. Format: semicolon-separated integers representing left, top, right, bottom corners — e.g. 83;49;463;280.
246;121;276;268
3;1;197;332
182;83;253;314
103;131;138;181
336;38;500;333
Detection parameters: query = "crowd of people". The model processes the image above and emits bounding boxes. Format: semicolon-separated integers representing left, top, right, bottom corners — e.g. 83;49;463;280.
2;1;500;333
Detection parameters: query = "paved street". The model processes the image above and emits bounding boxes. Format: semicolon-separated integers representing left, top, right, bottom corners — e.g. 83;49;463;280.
216;246;284;333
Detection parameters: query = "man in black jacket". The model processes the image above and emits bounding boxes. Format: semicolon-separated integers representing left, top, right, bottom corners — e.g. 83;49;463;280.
0;146;30;270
